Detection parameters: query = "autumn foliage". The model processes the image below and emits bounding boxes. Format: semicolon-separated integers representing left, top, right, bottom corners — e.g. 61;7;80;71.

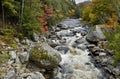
38;4;54;32
82;0;118;29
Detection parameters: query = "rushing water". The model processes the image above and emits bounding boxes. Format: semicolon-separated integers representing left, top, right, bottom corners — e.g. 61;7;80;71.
49;19;103;79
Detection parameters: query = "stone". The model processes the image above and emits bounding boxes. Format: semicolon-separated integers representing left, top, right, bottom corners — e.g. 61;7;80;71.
48;39;59;47
57;24;68;29
66;74;76;79
112;67;120;76
59;39;66;43
80;30;87;36
26;76;32;79
7;60;14;65
87;44;96;48
96;25;105;39
99;52;106;56
55;46;69;54
29;42;61;69
77;44;86;51
86;26;105;43
5;70;16;79
9;51;17;60
32;33;39;42
15;56;21;64
86;31;99;43
55;27;61;32
20;72;45;79
60;63;74;74
25;39;31;45
75;38;86;44
19;52;29;64
14;38;19;43
56;30;73;36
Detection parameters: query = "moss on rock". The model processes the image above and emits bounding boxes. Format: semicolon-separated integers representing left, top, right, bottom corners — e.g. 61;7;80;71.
29;48;58;69
0;53;10;76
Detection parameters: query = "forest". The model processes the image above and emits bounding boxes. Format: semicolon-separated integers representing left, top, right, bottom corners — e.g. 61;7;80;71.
0;0;78;37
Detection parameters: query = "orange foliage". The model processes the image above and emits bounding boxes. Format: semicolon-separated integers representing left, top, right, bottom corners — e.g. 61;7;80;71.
107;13;118;29
41;27;45;33
38;3;54;32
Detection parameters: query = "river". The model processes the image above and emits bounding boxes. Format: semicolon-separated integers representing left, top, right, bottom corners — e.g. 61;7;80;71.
47;19;103;79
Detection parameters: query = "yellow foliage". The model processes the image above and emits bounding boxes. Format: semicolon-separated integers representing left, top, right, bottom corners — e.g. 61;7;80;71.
65;0;69;2
58;14;64;18
107;13;118;29
56;9;61;13
68;9;75;16
89;13;96;23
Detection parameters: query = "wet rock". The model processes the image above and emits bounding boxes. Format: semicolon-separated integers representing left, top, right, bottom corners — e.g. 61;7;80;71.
66;74;76;79
48;39;59;47
55;46;69;54
59;39;66;43
99;52;106;56
77;44;86;51
75;38;86;44
57;24;68;29
112;67;120;76
50;35;57;38
80;30;88;36
60;63;74;74
56;30;73;36
55;27;61;32
19;52;29;64
87;44;96;48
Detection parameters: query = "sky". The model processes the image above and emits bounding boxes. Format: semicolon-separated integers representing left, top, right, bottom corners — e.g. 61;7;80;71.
75;0;90;4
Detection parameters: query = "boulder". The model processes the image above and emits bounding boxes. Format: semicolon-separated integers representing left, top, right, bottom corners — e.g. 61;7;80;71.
20;72;45;79
19;52;29;64
9;51;17;60
86;26;105;43
47;39;59;48
86;31;99;43
29;42;61;69
55;46;69;54
32;33;39;42
75;38;86;44
77;44;86;51
99;52;106;56
57;24;68;29
5;70;16;79
59;63;74;74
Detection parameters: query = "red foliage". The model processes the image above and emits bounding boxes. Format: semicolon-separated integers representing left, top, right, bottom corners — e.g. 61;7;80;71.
38;3;54;33
41;27;45;33
44;25;48;30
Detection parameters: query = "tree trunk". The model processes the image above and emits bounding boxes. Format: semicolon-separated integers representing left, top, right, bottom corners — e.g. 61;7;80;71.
2;2;5;28
20;0;24;26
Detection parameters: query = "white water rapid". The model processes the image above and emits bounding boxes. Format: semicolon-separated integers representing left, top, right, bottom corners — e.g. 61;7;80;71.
49;19;103;79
